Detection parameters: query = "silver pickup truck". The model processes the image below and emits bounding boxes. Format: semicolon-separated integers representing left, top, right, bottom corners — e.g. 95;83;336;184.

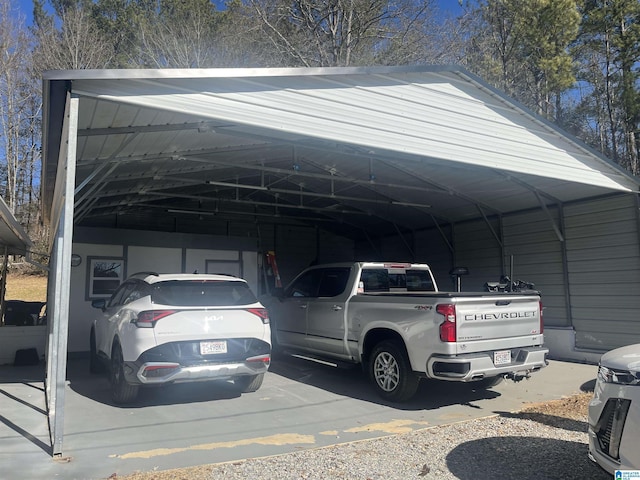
266;262;548;402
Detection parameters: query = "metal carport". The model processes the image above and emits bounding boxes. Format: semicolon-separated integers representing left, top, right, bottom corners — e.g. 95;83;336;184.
0;196;33;320
40;65;639;456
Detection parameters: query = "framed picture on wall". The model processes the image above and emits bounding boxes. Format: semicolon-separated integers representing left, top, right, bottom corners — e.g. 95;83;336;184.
87;257;125;298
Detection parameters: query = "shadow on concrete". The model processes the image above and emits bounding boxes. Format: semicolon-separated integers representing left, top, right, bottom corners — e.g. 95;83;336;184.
580;378;597;392
268;354;501;411
0;362;51;456
65;358;242;407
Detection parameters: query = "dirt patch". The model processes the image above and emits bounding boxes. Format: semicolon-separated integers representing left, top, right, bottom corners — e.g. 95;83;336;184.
520;391;592;421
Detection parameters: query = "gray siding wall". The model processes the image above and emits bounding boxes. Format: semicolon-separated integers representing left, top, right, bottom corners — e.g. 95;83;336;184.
414;227;454;291
502;209;568;327
453;219;502;291
274;225;318;286
565;195;640;350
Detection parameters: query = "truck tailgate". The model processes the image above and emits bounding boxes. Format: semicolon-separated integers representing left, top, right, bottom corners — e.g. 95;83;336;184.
453;295;542;351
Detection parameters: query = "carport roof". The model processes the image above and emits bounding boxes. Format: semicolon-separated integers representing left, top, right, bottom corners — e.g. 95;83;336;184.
0;197;31;256
42;65;640;239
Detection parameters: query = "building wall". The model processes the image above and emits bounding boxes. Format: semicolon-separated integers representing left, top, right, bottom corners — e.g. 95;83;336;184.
453;218;503;292
564;195;640;351
502;208;568;328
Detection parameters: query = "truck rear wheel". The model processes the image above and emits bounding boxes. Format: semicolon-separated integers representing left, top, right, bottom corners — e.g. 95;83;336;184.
369;340;419;402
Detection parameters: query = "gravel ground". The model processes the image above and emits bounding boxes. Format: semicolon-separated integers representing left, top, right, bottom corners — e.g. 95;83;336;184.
115;392;609;480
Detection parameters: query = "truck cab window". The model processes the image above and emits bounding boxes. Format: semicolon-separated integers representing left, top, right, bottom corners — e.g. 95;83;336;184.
318;268;350;297
286;269;323;298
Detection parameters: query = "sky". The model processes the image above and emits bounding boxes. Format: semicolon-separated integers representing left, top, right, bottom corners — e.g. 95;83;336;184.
13;0;463;26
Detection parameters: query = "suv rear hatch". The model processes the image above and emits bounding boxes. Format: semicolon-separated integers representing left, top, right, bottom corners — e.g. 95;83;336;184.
146;279;269;344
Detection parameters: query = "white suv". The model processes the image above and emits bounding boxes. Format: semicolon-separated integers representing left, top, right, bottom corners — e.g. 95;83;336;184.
588;343;640;474
90;272;271;404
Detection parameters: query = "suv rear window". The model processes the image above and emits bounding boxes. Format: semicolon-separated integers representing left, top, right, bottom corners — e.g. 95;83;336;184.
151;280;258;306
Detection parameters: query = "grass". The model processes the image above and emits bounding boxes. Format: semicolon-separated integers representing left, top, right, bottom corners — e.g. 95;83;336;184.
4;273;48;302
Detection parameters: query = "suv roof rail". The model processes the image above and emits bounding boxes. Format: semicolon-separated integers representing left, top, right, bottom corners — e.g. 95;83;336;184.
128;271;159;279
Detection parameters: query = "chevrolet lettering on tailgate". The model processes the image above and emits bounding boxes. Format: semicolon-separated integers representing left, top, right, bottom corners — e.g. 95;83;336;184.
465;311;537;321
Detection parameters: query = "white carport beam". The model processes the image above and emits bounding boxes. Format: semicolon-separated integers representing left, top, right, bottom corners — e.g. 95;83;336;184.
477;206;503;248
186;156;450;195
47;94;78;457
495;169;564;242
380;158;502;218
137;183;433;209
534;191;564;242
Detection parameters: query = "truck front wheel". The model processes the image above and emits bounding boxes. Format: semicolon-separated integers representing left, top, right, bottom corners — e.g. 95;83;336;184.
369;340;419;402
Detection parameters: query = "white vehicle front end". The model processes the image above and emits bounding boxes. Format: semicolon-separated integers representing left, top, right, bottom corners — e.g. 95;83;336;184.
588;344;640;474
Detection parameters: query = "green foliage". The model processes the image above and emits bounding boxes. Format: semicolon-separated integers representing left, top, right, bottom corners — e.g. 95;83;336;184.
464;0;580;118
574;0;640;172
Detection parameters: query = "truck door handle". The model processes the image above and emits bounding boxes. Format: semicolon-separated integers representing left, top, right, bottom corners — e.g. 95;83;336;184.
299;304;308;309
332;305;343;311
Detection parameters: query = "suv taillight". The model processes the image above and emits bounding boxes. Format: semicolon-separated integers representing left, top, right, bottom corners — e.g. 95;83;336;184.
135;310;177;328
436;304;456;342
539;301;544;334
247;308;270;324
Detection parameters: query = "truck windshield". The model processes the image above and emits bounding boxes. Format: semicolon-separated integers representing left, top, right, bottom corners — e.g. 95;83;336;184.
151;280;258;306
361;269;435;292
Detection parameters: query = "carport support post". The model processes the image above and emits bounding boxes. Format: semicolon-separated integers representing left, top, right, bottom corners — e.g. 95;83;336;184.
46;94;78;457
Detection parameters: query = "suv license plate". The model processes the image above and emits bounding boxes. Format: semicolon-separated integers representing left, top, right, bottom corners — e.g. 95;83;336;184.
200;341;227;355
494;350;511;366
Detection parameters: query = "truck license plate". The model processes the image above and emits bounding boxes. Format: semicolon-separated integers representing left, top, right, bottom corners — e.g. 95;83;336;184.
494;350;511;365
200;340;227;355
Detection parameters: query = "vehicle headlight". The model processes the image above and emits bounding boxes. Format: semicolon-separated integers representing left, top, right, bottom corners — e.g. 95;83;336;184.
598;364;640;385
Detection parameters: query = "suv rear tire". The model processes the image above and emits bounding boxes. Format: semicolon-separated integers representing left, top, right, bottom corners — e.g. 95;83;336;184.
234;373;264;393
110;342;139;404
89;330;105;374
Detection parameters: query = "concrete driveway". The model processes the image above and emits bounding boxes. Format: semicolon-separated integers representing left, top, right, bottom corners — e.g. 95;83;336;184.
0;356;598;480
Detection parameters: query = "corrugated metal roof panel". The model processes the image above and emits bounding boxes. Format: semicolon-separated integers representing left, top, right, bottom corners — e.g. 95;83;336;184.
42;65;640;239
69;69;638;192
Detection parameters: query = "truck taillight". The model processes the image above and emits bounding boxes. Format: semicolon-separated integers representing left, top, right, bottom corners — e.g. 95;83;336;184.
135;310;177;328
436;304;456;342
247;308;270;325
539;301;544;334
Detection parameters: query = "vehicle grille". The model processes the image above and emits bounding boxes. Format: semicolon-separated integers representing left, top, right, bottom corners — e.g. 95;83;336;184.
595;398;631;460
139;338;270;366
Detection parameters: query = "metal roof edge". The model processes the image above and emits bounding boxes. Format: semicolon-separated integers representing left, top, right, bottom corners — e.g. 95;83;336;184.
0;196;32;254
42;64;465;82
452;68;640;192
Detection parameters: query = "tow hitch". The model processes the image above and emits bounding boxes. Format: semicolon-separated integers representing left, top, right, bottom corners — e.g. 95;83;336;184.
506;371;531;382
